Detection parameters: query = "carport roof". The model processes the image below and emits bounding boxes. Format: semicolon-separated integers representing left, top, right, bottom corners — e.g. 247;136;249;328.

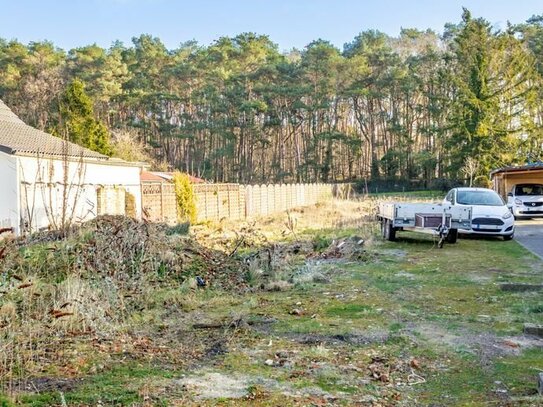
490;163;543;177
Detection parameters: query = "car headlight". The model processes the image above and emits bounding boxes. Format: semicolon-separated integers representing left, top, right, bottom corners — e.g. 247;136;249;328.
514;198;522;205
503;211;513;219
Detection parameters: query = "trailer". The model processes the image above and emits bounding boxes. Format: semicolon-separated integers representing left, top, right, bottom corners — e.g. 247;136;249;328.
377;202;472;248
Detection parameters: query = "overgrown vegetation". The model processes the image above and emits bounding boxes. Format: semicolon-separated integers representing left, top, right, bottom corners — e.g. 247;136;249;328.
0;215;247;399
1;199;542;405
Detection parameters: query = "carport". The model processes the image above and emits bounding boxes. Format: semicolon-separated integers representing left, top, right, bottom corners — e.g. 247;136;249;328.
491;163;543;198
492;163;543;259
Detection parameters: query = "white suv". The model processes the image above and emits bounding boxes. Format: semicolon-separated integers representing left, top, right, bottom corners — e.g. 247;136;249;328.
507;184;543;219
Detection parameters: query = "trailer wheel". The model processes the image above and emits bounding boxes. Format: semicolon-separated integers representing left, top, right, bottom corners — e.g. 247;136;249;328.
446;229;458;244
384;219;396;241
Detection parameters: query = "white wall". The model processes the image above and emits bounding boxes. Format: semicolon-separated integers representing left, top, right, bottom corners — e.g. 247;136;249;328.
0;152;20;234
17;155;142;234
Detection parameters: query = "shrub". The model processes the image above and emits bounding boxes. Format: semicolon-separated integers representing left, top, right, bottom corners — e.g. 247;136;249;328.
173;171;197;224
166;222;190;235
313;234;332;252
125;191;137;218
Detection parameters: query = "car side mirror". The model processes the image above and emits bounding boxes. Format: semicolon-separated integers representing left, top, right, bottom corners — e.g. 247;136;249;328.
507;192;513;197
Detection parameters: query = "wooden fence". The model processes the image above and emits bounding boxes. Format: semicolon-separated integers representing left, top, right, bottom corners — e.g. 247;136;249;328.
243;183;332;219
141;182;177;224
142;182;347;224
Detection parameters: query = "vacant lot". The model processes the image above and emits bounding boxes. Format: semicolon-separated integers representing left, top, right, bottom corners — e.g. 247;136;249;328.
2;199;543;406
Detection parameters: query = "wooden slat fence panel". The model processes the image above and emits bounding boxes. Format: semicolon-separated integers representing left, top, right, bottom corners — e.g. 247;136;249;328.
143;181;337;223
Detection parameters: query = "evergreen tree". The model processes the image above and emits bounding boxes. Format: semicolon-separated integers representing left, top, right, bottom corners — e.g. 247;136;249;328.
60;79;111;155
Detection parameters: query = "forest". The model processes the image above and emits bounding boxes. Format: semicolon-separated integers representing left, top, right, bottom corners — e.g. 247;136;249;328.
1;9;542;188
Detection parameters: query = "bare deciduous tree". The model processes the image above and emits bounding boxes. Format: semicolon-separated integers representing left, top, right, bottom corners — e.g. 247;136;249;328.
461;157;480;187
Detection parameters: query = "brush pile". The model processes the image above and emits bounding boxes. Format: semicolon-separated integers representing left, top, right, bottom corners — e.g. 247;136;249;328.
1;215;248;290
0;216;250;386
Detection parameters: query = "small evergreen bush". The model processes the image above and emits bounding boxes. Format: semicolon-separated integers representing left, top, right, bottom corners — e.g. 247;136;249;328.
173;172;197;223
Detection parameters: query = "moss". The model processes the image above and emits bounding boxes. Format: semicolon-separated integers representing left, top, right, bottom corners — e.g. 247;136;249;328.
493;348;543;397
325;303;375;318
415;356;492;405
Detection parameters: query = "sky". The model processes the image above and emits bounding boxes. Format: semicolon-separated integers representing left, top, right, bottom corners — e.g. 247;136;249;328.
0;0;541;52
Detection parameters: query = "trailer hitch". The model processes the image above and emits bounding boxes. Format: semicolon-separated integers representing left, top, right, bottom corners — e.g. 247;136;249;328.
436;224;449;249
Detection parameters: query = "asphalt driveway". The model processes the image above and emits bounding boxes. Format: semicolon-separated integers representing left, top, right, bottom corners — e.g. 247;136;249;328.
515;218;543;260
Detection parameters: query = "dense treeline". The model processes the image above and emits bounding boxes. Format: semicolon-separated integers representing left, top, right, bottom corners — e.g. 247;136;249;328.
1;10;542;186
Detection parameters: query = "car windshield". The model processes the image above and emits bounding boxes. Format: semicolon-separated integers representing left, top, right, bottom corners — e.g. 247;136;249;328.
515;184;543;196
457;190;504;206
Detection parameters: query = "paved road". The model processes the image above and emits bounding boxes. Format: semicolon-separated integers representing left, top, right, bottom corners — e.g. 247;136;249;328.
515;218;543;260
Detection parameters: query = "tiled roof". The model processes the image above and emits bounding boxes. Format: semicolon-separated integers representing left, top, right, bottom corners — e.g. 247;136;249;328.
0;99;107;159
0;100;24;124
141;171;166;182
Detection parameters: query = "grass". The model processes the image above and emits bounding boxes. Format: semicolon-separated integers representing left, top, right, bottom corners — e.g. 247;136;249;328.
367;189;445;200
325;303;376;318
14;364;177;406
4;199;543;406
493;348;543;396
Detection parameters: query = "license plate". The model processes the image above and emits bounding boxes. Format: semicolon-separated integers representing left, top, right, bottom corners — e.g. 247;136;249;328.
474;224;500;230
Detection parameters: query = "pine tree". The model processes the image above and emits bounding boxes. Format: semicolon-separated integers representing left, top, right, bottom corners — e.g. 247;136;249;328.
60;79;112;155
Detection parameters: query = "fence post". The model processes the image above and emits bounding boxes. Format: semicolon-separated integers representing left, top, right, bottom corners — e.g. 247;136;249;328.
160;183;165;222
216;185;220;221
227;185;232;219
244;185;250;218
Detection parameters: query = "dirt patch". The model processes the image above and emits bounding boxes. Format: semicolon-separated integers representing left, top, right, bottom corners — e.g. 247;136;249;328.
381;249;408;259
411;323;543;366
178;372;251;399
204;339;229;358
394;271;416;279
285;331;390;347
290;260;333;285
176;370;331;400
468;274;492;283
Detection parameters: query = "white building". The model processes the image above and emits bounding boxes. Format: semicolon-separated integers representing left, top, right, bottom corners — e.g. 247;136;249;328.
0;99;144;236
